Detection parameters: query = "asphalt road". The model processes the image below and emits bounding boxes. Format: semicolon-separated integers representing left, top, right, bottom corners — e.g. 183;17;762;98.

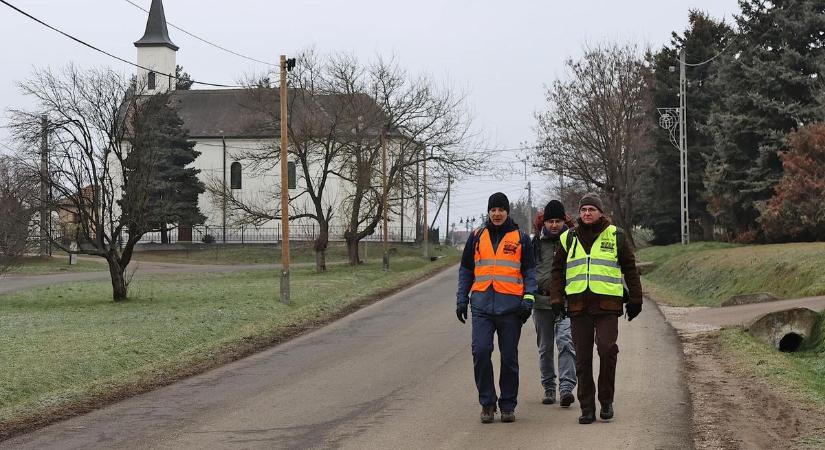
2;268;692;449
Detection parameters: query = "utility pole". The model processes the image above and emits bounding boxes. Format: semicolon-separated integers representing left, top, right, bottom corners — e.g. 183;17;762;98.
657;48;690;245
445;175;451;245
422;146;429;259
278;55;295;304
400;166;404;243
415;159;420;244
679;49;690;245
381;129;389;271
221;133;227;245
39;115;49;258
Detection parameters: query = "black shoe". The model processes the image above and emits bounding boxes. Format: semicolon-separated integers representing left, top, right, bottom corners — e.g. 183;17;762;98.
578;411;596;424
480;405;496;424
600;403;614;420
542;391;556;405
560;391;575;407
500;410;516;423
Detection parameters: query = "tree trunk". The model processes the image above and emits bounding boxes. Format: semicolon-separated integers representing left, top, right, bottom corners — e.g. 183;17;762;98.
699;213;714;241
161;227;169;244
314;226;329;272
106;256;128;302
345;233;361;266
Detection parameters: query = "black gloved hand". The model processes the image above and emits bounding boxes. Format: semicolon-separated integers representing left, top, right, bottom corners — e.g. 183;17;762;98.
626;302;642;321
519;294;534;324
551;302;564;319
518;307;532;324
456;304;468;324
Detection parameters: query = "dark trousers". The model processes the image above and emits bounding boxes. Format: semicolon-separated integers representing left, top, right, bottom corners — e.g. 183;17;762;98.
570;313;619;413
471;311;522;412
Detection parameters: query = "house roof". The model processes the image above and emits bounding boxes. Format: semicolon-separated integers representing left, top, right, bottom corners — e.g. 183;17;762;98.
134;0;178;51
167;88;392;140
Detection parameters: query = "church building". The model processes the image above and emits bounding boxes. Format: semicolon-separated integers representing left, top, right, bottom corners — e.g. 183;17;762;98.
132;0;420;244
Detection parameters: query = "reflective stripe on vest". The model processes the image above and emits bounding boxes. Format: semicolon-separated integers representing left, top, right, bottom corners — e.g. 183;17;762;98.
560;225;623;297
471;228;524;296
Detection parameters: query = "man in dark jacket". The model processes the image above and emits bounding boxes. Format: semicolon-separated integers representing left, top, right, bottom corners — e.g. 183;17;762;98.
549;193;642;424
456;192;537;424
531;200;577;407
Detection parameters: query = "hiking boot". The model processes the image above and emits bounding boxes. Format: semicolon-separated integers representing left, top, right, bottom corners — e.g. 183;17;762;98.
560;391;575;407
578;411;596;424
542;390;556;405
600;403;614;420
480;405;496;424
500;410;516;423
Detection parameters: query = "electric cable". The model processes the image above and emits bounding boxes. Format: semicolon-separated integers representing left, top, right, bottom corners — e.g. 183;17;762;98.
0;0;245;88
122;0;277;68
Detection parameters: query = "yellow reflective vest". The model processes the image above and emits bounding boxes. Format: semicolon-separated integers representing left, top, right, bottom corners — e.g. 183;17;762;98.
559;225;623;297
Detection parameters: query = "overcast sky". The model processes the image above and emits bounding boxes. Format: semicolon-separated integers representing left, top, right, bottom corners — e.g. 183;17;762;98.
0;0;741;234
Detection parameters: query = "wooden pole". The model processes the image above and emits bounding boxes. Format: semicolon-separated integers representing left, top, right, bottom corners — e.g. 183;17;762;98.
381;129;389;271
422;146;429;259
279;55;290;304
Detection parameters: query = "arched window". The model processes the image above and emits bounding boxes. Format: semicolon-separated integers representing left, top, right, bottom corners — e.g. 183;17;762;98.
230;162;242;189
288;161;296;189
148;71;156;90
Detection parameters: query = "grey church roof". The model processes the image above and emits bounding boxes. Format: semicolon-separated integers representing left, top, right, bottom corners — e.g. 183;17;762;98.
134;0;179;51
168;88;390;140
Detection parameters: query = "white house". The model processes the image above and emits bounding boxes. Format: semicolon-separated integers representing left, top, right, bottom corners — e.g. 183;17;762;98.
132;0;422;244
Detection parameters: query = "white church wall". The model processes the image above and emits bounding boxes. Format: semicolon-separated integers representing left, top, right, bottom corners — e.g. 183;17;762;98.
136;46;176;94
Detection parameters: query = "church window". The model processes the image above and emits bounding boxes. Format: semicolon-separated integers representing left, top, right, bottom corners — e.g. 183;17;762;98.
148;71;156;90
230;162;242;189
288;161;296;189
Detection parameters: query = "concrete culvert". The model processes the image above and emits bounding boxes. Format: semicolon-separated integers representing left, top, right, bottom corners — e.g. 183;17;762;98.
748;308;818;352
778;332;804;353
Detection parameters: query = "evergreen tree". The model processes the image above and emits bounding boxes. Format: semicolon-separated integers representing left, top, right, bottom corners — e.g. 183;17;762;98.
638;11;732;244
124;93;205;243
704;0;825;238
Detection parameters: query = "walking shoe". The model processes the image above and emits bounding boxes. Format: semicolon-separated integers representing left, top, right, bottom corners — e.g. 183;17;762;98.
578;411;596;424
480;405;496;424
600;403;614;420
500;411;516;423
542;390;556;405
560;391;575;407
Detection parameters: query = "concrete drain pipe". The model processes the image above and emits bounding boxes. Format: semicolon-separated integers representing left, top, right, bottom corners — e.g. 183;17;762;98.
747;307;819;353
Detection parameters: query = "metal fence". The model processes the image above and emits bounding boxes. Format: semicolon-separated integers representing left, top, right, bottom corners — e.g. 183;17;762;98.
136;224;425;245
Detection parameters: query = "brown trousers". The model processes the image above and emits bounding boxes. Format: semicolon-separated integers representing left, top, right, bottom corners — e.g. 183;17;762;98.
570;313;619;413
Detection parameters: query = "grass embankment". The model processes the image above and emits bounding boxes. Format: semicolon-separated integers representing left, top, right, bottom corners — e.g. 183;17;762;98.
132;241;432;265
0;249;459;438
6;256;107;275
640;241;825;425
638;242;825;307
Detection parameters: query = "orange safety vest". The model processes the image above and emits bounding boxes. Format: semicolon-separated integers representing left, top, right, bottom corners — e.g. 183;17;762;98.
471;228;524;296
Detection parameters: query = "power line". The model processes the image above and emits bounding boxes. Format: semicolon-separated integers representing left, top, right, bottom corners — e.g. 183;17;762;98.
0;0;244;89
122;0;277;68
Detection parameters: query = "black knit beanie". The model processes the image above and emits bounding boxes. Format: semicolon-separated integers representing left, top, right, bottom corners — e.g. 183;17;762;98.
543;200;565;221
487;192;510;213
578;193;604;212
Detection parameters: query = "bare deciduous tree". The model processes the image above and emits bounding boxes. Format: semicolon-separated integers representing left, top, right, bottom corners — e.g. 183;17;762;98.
209;51;480;268
0;155;36;274
8;65;166;301
535;43;652;244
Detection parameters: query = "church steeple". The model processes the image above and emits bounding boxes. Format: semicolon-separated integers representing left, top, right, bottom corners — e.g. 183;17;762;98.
134;0;178;93
134;0;178;51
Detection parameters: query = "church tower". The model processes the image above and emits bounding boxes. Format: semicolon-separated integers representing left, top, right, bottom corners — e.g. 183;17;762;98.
134;0;178;94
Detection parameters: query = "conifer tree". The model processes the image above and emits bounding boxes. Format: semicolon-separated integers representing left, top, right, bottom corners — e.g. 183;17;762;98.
704;0;825;237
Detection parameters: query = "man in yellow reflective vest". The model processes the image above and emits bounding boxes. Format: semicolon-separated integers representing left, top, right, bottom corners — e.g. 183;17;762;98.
456;192;537;424
549;193;642;425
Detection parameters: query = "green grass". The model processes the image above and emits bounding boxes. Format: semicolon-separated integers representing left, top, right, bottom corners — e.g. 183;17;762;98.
0;252;459;434
132;242;447;265
638;242;825;307
6;256;107;275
